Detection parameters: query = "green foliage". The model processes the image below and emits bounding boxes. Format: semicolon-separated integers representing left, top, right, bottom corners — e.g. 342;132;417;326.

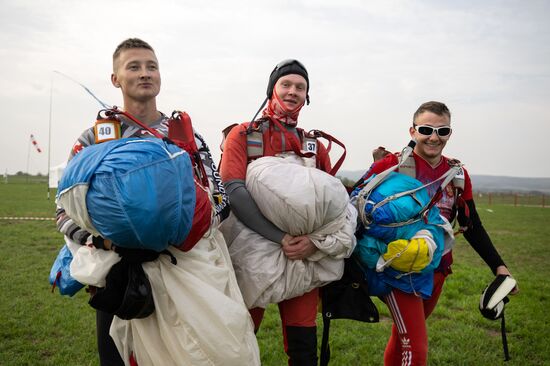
4;174;48;185
0;184;549;365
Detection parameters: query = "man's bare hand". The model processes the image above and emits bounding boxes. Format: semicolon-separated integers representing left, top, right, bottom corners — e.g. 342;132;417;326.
372;146;390;162
282;235;318;260
281;233;294;248
496;265;519;295
103;239;113;250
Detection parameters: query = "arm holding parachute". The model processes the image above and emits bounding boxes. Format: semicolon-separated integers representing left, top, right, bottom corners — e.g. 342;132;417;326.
220;124;317;258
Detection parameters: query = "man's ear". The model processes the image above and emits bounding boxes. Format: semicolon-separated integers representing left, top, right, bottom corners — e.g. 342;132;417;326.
409;126;416;138
111;73;120;88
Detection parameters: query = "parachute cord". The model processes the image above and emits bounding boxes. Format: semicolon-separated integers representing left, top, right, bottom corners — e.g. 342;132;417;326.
51;271;62;293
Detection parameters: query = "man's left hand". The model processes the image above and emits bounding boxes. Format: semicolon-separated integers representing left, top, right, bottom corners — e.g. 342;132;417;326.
282;235;318;260
496;265;519;295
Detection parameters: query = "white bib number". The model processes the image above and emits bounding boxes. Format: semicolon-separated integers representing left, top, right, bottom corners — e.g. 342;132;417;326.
305;141;317;154
94;120;120;143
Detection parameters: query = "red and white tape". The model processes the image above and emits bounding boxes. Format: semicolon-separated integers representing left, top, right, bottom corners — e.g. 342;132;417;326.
0;216;55;221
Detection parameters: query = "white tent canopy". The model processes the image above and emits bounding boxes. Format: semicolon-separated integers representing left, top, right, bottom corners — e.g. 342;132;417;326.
49;161;66;188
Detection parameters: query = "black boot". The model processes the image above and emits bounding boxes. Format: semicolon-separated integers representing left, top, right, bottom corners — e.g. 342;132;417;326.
285;326;318;366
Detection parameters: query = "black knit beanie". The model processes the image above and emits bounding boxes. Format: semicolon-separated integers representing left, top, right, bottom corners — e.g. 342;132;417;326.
266;59;310;104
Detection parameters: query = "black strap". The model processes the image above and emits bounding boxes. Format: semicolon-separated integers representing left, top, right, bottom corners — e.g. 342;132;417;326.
320;315;331;366
501;315;510;361
161;249;178;265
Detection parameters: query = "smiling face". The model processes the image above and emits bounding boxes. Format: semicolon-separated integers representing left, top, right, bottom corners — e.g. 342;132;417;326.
274;74;307;111
410;111;452;166
111;48;161;104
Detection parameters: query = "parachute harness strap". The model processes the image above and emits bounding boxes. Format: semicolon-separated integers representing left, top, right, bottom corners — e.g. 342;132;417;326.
357;150;463;229
307;129;347;176
100;107;167;140
100;107;210;189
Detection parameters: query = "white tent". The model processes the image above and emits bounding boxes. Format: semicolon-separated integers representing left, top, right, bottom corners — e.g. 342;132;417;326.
49;161;66;188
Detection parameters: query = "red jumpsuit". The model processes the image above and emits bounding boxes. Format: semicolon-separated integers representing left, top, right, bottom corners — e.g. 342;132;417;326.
220;118;331;365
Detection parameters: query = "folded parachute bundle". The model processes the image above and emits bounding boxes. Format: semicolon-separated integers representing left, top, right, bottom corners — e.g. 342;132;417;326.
351;154;455;298
57;137;211;252
354;171;448;265
221;154;356;309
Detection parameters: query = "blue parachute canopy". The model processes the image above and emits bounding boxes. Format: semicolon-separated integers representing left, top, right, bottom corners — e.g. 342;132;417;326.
57;138;197;252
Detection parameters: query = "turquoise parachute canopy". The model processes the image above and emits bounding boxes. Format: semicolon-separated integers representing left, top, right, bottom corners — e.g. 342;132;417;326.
351;172;446;298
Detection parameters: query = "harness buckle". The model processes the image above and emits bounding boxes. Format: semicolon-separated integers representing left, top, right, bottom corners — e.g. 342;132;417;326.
447;158;463;168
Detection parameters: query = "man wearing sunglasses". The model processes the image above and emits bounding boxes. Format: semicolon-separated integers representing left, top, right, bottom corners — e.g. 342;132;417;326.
220;60;333;365
357;101;518;365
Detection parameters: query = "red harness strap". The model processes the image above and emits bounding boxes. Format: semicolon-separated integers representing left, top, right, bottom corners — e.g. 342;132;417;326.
306;129;347;176
269;118;315;158
268;119;347;176
167;111;209;188
167;111;212;251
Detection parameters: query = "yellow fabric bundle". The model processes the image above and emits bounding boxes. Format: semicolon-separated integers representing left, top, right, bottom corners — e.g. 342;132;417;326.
382;234;434;273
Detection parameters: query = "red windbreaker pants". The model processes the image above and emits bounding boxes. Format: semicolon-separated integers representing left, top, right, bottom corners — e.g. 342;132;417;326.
383;271;446;366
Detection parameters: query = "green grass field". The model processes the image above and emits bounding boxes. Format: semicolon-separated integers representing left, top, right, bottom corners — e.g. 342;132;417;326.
1;181;549;365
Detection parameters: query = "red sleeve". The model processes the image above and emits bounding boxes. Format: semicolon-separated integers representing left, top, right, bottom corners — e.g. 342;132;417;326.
220;123;249;182
462;167;473;200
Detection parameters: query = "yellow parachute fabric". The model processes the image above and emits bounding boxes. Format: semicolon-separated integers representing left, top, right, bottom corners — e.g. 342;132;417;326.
382;235;434;273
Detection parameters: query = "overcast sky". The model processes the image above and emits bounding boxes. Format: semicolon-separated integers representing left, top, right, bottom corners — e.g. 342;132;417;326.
1;0;549;178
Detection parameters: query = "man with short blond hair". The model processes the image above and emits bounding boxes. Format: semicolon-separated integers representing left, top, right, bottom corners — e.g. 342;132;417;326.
56;38;237;366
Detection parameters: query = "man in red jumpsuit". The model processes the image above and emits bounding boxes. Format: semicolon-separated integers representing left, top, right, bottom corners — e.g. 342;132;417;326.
357;101;519;365
220;60;331;365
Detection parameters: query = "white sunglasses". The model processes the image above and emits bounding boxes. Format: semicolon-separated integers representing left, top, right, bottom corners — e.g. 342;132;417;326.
414;124;452;137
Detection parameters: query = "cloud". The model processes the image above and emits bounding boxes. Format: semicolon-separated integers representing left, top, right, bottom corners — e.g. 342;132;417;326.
0;0;549;177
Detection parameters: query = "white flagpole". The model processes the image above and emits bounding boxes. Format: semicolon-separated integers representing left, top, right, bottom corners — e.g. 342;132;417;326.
47;73;54;199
